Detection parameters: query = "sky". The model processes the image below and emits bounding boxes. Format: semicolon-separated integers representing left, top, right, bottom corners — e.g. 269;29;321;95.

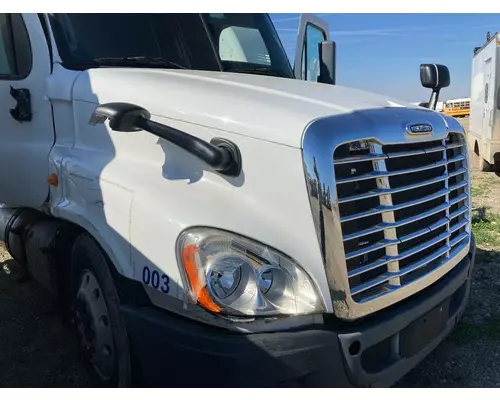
270;13;500;102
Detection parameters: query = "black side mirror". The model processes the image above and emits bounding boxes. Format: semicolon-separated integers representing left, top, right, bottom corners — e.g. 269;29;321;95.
89;102;242;177
420;63;450;111
318;40;336;85
420;64;450;90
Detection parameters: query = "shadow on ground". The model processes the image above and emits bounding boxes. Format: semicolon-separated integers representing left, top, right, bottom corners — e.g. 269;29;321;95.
0;255;91;387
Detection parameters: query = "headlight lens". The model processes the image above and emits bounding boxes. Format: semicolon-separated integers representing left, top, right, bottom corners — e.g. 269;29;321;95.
177;228;323;317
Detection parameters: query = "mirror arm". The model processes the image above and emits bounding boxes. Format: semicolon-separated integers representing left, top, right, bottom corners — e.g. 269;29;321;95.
89;102;242;177
428;89;440;111
135;117;241;176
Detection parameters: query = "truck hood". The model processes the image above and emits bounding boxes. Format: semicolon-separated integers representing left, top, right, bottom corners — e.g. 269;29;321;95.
72;68;424;148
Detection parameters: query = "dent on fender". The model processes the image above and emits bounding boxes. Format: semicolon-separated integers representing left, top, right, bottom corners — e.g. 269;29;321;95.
53;163;135;278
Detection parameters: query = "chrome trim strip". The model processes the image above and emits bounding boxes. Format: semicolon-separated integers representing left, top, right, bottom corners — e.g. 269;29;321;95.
340;188;449;223
448;167;467;178
301;107;470;320
334;153;387;165
343;202;451;242
446;142;465;150
336;159;448;184
450;218;469;233
338;173;449;204
398;217;449;242
449;205;468;220
384;145;445;158
345;238;399;260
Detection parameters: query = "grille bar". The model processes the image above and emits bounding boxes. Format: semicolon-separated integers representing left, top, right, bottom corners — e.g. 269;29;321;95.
340;188;450;222
450;218;469;233
343;202;451;241
448;167;467;178
351;244;451;296
450;231;469;247
336;159;448;184
334;153;388;165
398;216;449;243
342;202;450;241
348;230;450;279
449;205;468;220
384;145;446;158
336;155;464;185
345;238;400;260
334;132;470;303
338;173;450;204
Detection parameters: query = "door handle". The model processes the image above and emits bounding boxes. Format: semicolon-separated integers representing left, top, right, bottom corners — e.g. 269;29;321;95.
9;86;32;122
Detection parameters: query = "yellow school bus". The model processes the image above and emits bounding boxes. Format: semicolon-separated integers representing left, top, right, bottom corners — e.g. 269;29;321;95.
441;98;471;118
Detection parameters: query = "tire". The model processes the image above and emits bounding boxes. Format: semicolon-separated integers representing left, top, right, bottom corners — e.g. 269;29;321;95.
495;160;500;173
69;233;131;387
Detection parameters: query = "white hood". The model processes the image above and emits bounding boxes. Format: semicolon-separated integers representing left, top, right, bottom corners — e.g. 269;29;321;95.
72;68;422;148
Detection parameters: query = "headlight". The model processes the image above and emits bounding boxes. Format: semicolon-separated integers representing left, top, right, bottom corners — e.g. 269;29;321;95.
176;228;323;317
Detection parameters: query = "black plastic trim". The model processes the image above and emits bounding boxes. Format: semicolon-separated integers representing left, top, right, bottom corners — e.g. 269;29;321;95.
37;13;53;71
122;237;475;387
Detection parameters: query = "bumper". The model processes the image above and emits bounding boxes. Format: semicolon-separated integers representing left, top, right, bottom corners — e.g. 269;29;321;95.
123;236;476;388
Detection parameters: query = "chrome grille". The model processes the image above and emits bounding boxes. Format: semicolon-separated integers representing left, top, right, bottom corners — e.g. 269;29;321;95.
333;133;470;304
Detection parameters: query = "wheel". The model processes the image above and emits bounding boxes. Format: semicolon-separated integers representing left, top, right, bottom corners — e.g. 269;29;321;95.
70;233;131;387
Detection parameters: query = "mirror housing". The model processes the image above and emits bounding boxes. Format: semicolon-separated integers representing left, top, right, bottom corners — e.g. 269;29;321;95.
420;63;450;111
318;40;336;85
420;64;450;90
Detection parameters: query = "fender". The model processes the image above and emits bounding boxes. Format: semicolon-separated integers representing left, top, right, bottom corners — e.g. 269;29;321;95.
50;158;134;281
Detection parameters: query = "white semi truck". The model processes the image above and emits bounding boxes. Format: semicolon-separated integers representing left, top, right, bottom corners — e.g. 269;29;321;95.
0;13;475;387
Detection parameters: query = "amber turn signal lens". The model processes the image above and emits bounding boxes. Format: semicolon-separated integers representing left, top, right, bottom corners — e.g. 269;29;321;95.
47;173;59;187
182;244;221;313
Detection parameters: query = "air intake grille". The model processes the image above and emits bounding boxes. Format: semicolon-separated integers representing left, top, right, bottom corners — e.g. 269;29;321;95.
333;133;469;303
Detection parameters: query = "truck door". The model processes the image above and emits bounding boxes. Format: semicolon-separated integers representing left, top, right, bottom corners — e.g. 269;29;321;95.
0;13;54;208
294;14;330;82
483;57;494;140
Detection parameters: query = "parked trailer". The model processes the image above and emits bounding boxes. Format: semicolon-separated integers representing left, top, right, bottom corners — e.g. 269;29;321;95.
469;32;500;170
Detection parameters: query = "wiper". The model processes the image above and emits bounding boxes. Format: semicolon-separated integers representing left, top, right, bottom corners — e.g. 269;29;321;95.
225;66;290;78
82;56;187;70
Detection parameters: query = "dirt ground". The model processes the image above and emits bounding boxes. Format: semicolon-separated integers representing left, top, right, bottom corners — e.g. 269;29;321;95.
1;116;499;388
0;248;90;387
396;116;500;387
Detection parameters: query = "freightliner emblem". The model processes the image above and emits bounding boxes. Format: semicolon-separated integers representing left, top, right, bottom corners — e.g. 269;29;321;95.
407;123;434;135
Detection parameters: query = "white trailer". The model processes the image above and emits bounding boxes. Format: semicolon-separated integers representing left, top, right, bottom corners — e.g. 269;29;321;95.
469;32;500;170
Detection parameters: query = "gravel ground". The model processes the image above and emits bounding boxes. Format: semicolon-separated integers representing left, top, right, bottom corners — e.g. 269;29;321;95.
395;242;500;387
0;246;90;387
1;117;499;388
396;117;500;387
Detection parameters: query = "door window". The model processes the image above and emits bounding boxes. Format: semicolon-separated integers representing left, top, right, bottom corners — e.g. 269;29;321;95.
0;13;32;79
301;24;326;82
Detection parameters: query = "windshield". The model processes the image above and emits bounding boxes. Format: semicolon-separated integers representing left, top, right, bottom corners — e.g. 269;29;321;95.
48;13;294;78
